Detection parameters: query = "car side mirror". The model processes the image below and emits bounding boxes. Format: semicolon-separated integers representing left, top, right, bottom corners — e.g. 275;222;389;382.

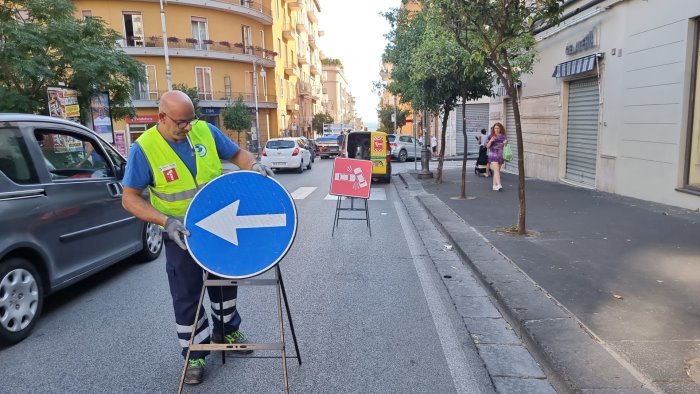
115;162;126;179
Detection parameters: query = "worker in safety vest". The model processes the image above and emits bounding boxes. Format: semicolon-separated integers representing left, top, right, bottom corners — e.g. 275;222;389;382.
121;90;273;385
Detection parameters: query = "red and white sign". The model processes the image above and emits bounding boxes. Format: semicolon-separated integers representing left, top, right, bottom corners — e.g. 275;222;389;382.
330;158;372;199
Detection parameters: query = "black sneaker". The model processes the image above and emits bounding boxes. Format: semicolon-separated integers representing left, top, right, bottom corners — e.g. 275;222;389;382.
211;330;254;355
184;358;205;385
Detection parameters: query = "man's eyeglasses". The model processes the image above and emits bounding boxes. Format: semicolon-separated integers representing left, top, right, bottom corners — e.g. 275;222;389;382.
163;113;199;129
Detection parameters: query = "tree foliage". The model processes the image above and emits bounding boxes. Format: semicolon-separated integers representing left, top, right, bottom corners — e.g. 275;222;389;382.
377;103;408;134
221;96;251;145
430;0;562;233
0;0;145;120
312;112;333;135
382;2;492;182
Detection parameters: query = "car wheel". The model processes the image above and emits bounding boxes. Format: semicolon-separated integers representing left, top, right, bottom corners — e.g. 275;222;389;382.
0;258;43;345
297;160;304;173
306;158;312;170
135;221;163;262
398;150;408;162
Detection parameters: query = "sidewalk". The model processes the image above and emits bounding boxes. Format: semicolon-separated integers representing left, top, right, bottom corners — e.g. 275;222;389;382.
399;165;700;393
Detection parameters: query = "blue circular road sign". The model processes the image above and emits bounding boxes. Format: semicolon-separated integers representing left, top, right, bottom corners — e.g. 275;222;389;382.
184;171;297;279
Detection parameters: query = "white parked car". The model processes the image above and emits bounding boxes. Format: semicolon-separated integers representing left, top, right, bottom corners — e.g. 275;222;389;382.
261;137;312;173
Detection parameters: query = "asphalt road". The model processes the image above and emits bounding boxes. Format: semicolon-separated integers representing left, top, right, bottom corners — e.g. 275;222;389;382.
0;158;496;393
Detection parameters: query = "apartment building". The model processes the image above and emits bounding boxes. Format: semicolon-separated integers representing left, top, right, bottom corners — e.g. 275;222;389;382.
72;0;328;149
490;0;700;210
322;59;356;126
274;0;323;138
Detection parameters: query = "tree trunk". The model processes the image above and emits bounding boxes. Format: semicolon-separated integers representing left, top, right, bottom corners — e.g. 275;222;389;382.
459;100;467;199
508;83;527;235
435;109;449;183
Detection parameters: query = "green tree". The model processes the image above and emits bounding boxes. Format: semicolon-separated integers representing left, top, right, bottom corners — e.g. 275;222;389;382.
0;0;145;120
172;84;202;119
382;3;491;183
431;0;562;234
377;104;408;134
312;112;333;135
221;96;251;146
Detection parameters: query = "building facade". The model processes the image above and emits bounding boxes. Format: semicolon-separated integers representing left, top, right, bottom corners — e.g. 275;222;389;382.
73;0;326;152
322;59;356;127
489;0;700;210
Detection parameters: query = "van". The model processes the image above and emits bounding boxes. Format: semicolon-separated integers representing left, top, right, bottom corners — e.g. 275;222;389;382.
340;131;392;183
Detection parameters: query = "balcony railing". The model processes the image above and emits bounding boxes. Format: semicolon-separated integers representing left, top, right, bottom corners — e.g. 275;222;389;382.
131;89;277;105
284;63;298;77
298;81;311;97
297;52;308;65
282;22;296;41
141;36;277;60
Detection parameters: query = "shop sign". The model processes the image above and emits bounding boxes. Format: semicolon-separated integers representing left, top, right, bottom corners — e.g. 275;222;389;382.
566;29;597;56
201;107;221;115
126;115;159;124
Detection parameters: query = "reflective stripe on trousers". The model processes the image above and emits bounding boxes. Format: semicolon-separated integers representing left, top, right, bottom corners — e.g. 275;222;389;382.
164;234;242;359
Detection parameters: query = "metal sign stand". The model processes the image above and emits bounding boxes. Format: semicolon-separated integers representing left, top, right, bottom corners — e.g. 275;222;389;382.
177;265;301;394
332;196;371;237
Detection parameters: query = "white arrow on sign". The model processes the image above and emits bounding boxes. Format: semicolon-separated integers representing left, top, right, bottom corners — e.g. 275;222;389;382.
195;200;287;246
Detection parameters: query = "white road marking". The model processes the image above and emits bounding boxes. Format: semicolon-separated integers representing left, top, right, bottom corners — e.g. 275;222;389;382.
291;186;317;200
395;201;484;393
195;200;286;246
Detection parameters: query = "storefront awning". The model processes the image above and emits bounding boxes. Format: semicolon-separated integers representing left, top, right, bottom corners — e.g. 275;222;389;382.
552;53;601;78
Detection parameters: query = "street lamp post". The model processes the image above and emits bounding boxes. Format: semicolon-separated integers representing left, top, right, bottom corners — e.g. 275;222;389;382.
417;110;433;179
252;60;267;155
159;0;173;91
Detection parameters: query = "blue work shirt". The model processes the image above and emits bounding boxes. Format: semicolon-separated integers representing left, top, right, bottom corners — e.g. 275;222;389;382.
122;123;239;190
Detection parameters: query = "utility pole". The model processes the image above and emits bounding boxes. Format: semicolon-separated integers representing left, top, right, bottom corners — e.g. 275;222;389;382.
417;110;433;179
393;95;397;134
159;0;173;91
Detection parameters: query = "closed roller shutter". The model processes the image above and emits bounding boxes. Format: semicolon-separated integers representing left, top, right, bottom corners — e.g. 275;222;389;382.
566;77;599;186
504;100;519;173
456;103;489;156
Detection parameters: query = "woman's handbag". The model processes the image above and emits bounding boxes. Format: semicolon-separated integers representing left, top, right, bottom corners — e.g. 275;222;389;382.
503;143;513;162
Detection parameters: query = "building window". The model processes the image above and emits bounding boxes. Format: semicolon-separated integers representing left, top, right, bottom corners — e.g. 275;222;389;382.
133;65;158;100
260;30;265;51
191;17;208;50
122;12;144;47
224;75;232;100
688;22;700;190
81;10;92;20
195;67;213;100
280;77;284;98
242;25;252;54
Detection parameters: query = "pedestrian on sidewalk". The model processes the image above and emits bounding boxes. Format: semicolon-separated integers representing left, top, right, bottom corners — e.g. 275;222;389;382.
476;128;490;177
486;122;507;191
121;90;273;385
431;135;438;160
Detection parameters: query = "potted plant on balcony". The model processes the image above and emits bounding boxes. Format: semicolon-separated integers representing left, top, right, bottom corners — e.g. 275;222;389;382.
219;41;231;47
185;38;198;44
203;39;214;45
233;42;245;48
167;36;179;43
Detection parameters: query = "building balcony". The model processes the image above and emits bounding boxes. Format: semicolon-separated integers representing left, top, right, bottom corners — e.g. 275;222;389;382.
286;99;299;112
308;37;317;50
298;81;311;97
297;52;308;65
296;21;307;33
124;0;273;25
307;9;318;23
123;36;276;67
282;22;296;41
287;1;302;11
284;62;299;77
310;63;319;76
130;89;277;109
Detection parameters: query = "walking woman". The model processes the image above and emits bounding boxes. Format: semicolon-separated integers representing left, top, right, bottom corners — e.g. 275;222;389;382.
486;122;508;191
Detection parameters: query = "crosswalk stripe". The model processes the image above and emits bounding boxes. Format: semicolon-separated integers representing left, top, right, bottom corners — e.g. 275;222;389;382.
291;186;317;200
323;188;386;201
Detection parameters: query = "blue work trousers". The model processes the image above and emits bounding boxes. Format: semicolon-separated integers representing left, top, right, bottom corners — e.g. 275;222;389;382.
164;235;242;359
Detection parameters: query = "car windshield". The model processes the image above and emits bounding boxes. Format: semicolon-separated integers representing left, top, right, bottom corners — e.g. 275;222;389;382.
266;140;295;149
387;135;396;142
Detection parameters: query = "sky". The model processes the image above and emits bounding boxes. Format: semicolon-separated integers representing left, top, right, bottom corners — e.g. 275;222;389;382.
317;0;401;130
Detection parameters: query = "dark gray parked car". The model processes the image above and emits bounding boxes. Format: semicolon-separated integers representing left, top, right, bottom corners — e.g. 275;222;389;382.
0;114;162;345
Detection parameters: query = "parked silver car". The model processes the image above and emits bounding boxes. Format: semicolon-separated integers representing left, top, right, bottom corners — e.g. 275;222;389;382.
0;114;162;345
388;134;422;162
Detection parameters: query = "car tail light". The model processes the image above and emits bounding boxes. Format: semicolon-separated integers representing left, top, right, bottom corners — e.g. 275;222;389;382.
292;147;299;156
391;142;397;149
262;148;267;156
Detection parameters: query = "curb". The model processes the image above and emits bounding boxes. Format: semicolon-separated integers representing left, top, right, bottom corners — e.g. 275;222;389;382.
398;172;654;394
